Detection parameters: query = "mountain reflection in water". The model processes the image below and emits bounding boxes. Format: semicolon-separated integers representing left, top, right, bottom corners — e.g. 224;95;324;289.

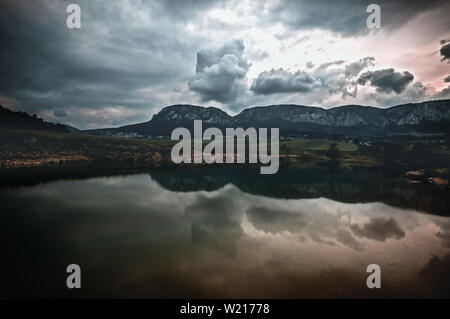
1;170;450;298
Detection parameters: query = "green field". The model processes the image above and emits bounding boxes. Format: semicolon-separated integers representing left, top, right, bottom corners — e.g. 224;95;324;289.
1;130;358;159
280;139;357;154
0;128;175;150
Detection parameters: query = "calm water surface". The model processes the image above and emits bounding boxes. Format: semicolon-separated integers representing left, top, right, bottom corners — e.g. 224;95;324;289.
1;168;450;298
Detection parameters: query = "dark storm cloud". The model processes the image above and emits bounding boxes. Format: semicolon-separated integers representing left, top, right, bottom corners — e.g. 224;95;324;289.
53;109;68;117
357;68;414;94
345;57;375;78
444;75;450;83
0;0;224;128
441;40;450;62
246;206;306;234
350;217;405;241
188;40;249;103
266;0;446;36
250;58;374;97
250;69;320;95
156;0;225;20
336;229;364;251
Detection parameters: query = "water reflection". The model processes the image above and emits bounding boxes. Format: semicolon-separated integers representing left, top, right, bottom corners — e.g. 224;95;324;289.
1;173;450;298
151;166;450;215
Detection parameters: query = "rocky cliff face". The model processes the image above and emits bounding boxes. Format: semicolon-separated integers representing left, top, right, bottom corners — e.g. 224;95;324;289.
386;100;450;126
91;99;450;138
154;104;232;125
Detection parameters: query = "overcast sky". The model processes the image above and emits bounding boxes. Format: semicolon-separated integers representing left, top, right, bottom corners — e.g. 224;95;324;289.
1;0;449;129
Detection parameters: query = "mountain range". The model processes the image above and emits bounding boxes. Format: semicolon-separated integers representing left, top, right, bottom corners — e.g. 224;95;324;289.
88;99;450;138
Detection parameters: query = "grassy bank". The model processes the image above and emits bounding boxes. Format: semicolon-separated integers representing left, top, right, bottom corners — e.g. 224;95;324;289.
0;129;177;186
0;129;448;188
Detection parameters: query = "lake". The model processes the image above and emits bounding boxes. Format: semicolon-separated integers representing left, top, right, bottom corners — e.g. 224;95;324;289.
1;167;450;298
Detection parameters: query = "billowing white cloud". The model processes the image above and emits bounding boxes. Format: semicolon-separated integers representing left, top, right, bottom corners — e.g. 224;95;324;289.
189;40;249;103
